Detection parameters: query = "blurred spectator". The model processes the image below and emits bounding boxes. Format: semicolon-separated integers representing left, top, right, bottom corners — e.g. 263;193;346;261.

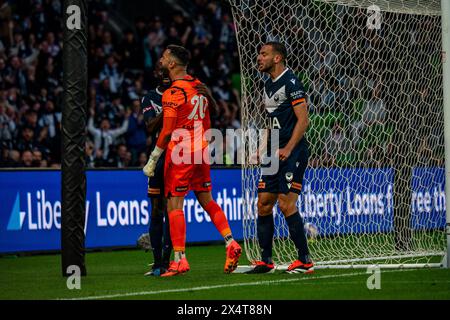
323;122;351;167
0;102;15;148
87;107;130;163
99;55;123;93
361;86;386;124
363;145;385;168
85;140;105;168
38;100;61;138
138;151;147;167
39;158;48;168
117;29;142;70
32;148;43;167
46;32;60;58
211;78;240;129
0;149;20;167
126;99;147;163
351;86;386;145
101;30;114;56
4;56;27;91
23;109;41;137
110;143;131;168
21;150;33;167
15;126;37;152
0;1;12;45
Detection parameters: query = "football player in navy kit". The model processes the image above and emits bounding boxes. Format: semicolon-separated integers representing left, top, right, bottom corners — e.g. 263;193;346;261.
141;69;173;276
247;42;314;274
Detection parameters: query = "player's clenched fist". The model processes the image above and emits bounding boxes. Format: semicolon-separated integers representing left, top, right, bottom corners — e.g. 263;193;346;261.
142;157;157;177
143;146;164;177
277;147;292;161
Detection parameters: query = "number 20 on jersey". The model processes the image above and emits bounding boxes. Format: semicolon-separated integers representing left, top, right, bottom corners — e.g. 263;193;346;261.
188;95;208;120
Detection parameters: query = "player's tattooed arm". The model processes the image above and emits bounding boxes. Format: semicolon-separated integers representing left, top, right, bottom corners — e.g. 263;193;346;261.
145;113;163;134
195;83;218;111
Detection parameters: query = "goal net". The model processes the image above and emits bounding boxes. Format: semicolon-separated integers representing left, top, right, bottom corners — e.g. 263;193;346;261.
229;0;446;268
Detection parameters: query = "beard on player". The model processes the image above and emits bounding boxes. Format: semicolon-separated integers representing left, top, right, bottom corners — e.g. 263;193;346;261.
155;63;171;90
258;59;275;73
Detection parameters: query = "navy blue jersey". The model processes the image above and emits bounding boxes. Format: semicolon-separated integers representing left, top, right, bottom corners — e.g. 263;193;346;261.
141;88;163;151
264;68;307;149
141;88;163;121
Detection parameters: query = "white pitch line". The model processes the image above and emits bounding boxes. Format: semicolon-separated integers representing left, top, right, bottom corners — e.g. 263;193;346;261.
60;269;418;300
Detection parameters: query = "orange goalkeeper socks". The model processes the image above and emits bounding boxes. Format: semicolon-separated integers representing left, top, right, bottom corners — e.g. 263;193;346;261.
204;200;232;240
168;209;186;252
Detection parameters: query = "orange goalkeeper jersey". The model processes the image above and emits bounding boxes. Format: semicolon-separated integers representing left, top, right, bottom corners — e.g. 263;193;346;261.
162;75;211;154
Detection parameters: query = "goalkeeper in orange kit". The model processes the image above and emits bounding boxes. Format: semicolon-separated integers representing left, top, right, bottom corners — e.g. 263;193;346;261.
143;44;241;277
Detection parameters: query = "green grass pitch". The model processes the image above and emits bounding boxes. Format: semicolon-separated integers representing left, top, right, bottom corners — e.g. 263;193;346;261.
1;244;449;300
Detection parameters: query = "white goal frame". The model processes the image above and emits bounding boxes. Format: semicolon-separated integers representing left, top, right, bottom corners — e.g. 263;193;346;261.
230;0;450;271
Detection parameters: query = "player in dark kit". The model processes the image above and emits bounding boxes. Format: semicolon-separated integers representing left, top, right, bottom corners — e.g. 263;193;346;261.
246;42;314;274
140;69;173;276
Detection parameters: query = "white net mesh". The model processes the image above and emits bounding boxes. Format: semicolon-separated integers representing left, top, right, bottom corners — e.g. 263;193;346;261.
230;0;446;267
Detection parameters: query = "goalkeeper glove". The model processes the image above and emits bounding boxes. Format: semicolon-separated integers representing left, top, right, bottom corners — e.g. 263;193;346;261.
143;146;164;177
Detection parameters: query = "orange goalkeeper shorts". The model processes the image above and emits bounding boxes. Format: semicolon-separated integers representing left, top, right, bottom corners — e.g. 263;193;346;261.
164;150;212;197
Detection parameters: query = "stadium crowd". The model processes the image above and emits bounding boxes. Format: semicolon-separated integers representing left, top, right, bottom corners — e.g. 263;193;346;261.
1;0;443;169
0;0;241;168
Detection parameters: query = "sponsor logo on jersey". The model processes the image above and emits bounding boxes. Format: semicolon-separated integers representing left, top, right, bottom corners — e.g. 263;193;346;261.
269;116;281;129
175;186;189;192
291;90;305;99
163;101;178;107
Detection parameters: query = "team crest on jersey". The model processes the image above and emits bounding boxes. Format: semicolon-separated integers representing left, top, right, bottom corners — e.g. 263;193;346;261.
290;79;296;85
265;86;287;112
285;172;293;182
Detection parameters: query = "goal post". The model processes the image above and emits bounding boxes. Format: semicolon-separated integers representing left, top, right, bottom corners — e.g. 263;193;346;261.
61;0;88;276
442;0;450;269
229;0;448;269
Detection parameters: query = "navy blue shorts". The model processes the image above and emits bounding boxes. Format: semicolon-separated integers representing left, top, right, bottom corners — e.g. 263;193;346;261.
147;152;165;198
258;143;309;195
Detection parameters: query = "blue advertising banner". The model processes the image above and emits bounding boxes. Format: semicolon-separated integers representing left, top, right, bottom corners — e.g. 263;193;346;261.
0;169;243;253
0;168;446;253
296;168;395;236
295;168;446;237
411;167;446;231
